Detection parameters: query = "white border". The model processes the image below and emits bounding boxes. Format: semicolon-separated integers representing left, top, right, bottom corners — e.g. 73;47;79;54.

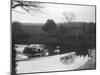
0;0;99;75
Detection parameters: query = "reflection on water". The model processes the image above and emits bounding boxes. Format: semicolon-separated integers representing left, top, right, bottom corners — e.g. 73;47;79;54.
14;43;95;61
16;50;94;73
14;44;95;74
15;44;60;61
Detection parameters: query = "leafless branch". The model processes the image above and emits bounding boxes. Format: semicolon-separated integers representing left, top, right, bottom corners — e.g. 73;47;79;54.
12;9;25;14
63;11;75;24
11;0;44;14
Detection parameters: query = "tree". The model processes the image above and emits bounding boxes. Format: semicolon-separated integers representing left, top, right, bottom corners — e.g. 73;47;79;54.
11;0;44;15
59;24;67;34
12;21;23;34
62;11;75;24
88;22;96;35
42;19;57;32
42;19;59;39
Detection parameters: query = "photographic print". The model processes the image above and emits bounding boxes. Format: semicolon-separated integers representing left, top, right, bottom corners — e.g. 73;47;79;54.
11;0;96;75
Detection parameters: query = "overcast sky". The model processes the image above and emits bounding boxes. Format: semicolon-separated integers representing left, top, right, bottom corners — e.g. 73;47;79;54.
12;2;95;23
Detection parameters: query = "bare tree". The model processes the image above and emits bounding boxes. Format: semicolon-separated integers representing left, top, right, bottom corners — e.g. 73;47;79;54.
62;11;75;24
11;0;44;15
62;11;78;40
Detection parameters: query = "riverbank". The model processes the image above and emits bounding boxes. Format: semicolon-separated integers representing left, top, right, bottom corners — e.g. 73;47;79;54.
76;49;96;70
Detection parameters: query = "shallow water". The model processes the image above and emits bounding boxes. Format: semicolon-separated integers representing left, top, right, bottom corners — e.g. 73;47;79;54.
16;52;90;73
14;44;95;74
